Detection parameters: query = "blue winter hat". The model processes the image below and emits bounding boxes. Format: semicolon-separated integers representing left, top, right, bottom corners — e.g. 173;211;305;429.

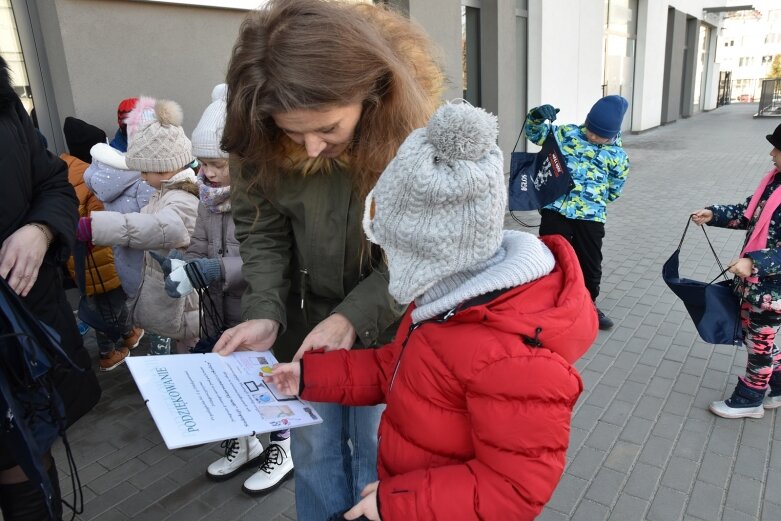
585;95;629;139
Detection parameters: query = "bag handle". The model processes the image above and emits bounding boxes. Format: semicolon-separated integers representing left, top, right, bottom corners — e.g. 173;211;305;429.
186;262;225;339
73;242;121;330
73;241;89;296
511;120;556;154
511;125;524;154
678;217;731;283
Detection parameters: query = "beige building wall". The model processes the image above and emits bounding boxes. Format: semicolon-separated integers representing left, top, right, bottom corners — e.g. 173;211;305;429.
36;0;246;144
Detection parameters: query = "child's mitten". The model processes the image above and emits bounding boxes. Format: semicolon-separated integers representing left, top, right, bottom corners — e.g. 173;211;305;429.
76;217;92;250
531;104;559;122
150;249;185;278
163;259;190;298
184;258;222;289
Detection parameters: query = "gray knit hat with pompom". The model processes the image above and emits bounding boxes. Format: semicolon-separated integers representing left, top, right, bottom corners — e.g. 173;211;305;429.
125;98;195;172
363;100;506;304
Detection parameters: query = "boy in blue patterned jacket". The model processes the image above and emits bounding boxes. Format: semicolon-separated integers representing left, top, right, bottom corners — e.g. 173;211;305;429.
691;122;781;419
525;96;629;330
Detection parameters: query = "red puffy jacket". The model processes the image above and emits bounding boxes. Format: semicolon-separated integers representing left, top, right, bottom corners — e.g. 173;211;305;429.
300;235;598;520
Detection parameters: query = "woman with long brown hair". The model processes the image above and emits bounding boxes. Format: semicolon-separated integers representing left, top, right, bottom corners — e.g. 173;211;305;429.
212;0;443;518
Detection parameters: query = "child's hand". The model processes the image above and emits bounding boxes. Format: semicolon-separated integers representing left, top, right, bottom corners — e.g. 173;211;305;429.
76;217;92;245
184;258;222;289
263;362;301;396
691;209;713;225
165;261;193;297
149;249;185;278
728;258;754;278
344;481;381;520
531;104;559;122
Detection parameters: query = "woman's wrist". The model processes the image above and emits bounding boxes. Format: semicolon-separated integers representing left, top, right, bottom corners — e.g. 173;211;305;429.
27;222;53;249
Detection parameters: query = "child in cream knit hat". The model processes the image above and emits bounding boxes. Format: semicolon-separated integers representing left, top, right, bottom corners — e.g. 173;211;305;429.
76;96;200;355
158;84;296;495
265;100;599;521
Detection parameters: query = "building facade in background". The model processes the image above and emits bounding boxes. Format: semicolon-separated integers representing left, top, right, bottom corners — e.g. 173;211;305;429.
716;5;781;104
3;0;734;163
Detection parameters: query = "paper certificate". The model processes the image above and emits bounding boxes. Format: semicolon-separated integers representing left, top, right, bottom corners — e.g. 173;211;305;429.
126;352;322;449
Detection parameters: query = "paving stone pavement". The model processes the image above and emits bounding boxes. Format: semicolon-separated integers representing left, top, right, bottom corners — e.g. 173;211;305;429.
47;103;780;521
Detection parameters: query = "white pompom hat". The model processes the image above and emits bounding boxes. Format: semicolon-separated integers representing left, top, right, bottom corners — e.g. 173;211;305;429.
191;84;228;159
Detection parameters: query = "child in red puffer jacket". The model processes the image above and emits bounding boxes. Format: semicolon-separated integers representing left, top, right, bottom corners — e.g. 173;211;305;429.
262;101;598;521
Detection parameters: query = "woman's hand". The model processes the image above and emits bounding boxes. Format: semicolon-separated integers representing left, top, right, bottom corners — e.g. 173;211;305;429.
344;481;381;520
729;258;754;278
293;313;356;362
213;319;280;355
264;362;301;396
691;209;713;226
0;224;51;297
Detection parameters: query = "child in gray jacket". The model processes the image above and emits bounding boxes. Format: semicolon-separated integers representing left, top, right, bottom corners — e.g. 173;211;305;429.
163;85;294;496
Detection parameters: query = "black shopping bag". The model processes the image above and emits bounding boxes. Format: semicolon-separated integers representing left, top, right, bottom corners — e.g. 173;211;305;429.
662;219;743;346
508;129;573;211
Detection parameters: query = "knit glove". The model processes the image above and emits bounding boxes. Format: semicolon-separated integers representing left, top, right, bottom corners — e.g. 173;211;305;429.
165;258;221;298
530;104;559;122
185;258;222;289
149;250;186;278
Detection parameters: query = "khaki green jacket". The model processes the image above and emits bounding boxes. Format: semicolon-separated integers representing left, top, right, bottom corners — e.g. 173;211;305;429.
232;164;404;362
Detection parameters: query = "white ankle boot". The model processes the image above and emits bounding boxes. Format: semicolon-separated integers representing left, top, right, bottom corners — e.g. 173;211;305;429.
242;437;294;496
206;436;264;482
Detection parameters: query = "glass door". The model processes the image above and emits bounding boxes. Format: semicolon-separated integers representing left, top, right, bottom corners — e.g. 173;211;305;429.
0;0;35;114
692;23;710;111
602;0;638;132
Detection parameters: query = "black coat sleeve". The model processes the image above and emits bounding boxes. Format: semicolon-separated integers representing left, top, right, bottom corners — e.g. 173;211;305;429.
14;100;78;263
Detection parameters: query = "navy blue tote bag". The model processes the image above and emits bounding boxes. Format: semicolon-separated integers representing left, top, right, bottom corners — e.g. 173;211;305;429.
508;127;574;211
662;219;743;346
0;275;89;519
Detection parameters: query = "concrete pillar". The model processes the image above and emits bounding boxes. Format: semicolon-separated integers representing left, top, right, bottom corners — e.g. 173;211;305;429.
661;8;687;124
406;0;463;101
680;17;699;118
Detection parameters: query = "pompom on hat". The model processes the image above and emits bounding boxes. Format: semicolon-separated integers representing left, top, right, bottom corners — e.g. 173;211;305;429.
585;95;629;139
363;100;506;304
191;84;228;159
124;97;195;172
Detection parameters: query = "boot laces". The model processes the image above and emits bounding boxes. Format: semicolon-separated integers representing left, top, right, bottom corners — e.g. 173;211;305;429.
258;444;286;474
220;438;240;462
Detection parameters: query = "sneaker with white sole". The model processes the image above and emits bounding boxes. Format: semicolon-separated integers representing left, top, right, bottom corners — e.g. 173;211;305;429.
764;395;781;409
709;399;765;418
122;327;144;350
709;380;765;419
206;436;265;482
242;438;294;496
99;347;129;372
765;372;781;409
